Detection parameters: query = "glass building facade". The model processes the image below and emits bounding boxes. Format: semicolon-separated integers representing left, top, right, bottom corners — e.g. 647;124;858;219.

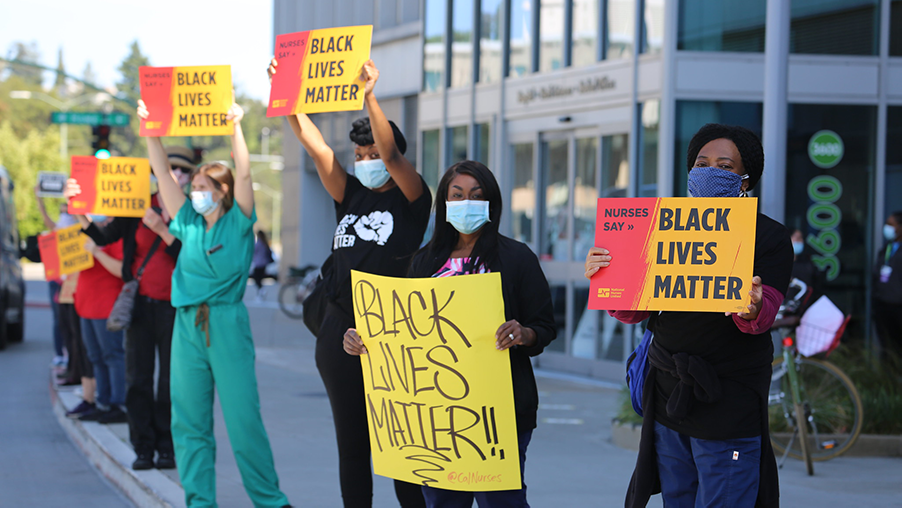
277;0;902;380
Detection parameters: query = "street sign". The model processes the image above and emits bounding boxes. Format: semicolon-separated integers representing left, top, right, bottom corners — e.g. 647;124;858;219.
50;111;131;127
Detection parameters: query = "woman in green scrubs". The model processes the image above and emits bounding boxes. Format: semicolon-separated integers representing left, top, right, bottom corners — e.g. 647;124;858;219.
138;100;291;508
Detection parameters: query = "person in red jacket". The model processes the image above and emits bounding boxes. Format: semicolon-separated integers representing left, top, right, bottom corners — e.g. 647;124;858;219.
72;218;126;424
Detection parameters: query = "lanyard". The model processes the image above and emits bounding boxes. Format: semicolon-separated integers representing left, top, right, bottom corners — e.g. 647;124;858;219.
888;244;900;265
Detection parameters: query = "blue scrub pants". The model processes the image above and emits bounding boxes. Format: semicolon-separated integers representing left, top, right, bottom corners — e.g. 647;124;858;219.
654;422;760;508
170;302;289;508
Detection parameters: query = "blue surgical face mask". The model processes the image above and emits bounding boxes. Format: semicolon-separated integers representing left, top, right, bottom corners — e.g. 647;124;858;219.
355;159;391;189
792;241;804;255
89;215;108;223
446;200;490;235
191;191;220;216
885;224;898;242
687;167;749;198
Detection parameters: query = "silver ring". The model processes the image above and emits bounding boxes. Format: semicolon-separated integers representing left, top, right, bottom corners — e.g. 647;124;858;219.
508;333;514;341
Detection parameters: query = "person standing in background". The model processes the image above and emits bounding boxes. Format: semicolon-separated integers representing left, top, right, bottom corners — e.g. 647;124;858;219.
251;230;275;299
874;211;902;359
65;145;191;471
74;229;127;424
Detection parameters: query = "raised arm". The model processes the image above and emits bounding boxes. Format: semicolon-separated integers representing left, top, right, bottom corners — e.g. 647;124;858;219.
269;58;347;202
228;103;253;219
33;186;57;230
361;60;422;203
137;100;185;218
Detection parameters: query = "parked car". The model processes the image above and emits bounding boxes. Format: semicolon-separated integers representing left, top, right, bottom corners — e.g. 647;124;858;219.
0;165;25;349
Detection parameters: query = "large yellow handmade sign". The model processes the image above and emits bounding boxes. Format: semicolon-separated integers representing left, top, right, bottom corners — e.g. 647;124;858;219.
351;270;520;491
588;197;758;313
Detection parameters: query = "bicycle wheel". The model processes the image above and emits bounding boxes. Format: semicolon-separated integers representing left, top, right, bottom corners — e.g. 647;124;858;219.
768;356;864;461
278;281;305;319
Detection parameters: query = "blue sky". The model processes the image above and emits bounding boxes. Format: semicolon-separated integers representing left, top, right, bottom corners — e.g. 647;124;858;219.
1;0;275;101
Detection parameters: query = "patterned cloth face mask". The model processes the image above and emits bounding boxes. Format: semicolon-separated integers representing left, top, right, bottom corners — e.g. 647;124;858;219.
687;166;750;198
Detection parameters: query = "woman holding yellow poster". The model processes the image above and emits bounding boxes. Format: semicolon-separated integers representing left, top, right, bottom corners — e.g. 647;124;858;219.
344;161;557;507
137;99;292;508
270;58;431;507
585;124;793;508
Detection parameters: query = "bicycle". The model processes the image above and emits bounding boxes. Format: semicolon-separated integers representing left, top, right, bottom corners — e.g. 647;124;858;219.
767;279;863;475
278;265;319;320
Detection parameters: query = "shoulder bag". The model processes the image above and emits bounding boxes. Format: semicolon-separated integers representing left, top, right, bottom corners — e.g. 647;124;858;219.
107;236;163;332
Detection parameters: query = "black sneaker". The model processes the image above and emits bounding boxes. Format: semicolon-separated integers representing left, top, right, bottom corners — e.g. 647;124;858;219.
98;406;127;424
155;450;176;469
66;401;95;419
132;451;154;471
77;407;106;421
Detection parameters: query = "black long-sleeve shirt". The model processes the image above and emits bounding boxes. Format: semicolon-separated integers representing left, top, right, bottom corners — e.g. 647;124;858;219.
82;217;181;282
408;235;557;432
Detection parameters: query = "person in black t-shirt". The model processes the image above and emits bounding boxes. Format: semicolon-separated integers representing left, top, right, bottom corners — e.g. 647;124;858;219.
586;124;793;508
270;58;431;508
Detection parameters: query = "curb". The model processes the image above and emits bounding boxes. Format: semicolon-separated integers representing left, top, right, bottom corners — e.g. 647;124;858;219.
50;377;186;508
610;420;902;457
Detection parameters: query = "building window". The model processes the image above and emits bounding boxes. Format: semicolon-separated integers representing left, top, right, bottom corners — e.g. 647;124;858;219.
641;0;665;54
639;100;659;197
785;104;876;338
402;0;421;23
422;129;441;193
674;101;763;196
539;0;565;72
790;0;879;55
541;139;569;261
602;133;629;198
606;0;635;59
571;0;600;67
379;0;399;29
511;143;535;244
677;0;766;52
573;137;598;261
424;0;446;92
451;0;475;87
888;107;902;219
476;123;491;165
448;125;469;165
509;0;534;76
892;0;902;56
480;0;504;83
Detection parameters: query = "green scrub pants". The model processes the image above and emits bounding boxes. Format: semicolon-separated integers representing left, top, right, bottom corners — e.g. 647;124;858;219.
170;302;289;508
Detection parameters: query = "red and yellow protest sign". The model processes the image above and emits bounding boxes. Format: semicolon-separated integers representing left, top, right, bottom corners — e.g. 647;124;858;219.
68;156;151;218
267;25;373;117
588;198;758;313
139;65;233;137
38;224;94;281
351;270;522;491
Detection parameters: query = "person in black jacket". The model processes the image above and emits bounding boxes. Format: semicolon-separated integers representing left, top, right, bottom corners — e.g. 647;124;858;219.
874;211;902;359
64;146;191;471
344;160;556;507
586;124;793;508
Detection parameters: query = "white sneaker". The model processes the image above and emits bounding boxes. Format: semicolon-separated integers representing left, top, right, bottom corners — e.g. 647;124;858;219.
51;356;66;367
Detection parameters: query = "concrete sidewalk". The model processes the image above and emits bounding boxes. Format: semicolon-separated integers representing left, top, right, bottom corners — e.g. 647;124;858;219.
38;278;902;507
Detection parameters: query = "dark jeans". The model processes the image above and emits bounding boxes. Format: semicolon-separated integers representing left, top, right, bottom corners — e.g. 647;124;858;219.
873;300;902;359
48;281;64;357
654;422;760;508
315;307;426;508
126;296;175;454
421;430;533;508
81;318;126;408
60;303;91;379
251;266;267;289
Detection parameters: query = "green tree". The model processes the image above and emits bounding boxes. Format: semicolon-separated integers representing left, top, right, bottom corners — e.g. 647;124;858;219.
0;121;65;238
54;48;66;92
5;42;42;85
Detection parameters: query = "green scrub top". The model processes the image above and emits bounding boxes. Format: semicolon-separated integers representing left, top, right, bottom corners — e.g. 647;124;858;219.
169;199;256;308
